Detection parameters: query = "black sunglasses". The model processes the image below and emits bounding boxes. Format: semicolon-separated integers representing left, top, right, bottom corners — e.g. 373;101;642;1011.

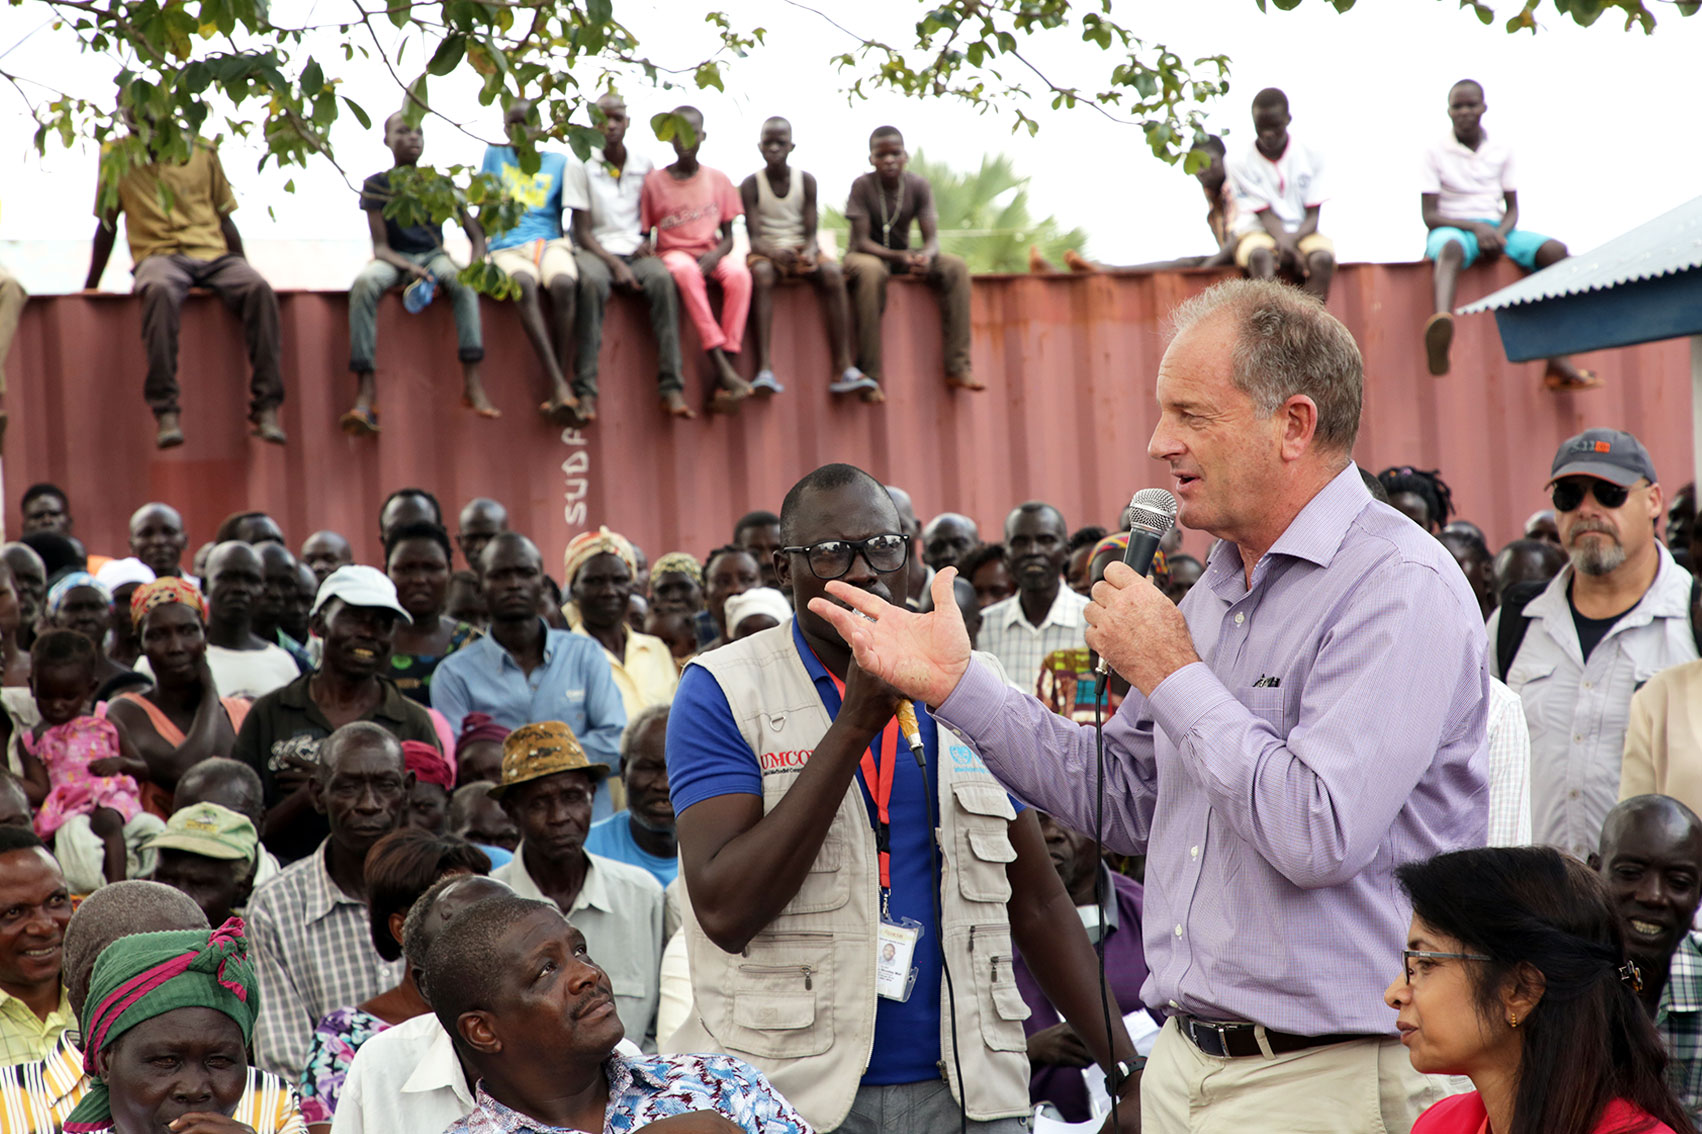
782;534;910;580
1551;477;1631;513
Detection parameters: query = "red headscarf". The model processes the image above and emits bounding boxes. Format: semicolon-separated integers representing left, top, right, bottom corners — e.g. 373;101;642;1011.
402;741;455;791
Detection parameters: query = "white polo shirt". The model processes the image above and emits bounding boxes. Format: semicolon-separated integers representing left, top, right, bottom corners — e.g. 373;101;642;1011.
1421;132;1516;221
1228;135;1327;235
562;148;655;256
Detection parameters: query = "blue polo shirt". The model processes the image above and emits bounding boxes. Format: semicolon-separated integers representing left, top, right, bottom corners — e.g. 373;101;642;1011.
668;620;1020;1086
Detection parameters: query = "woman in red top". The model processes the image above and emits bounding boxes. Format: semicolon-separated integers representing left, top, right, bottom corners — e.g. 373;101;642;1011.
1387;846;1688;1134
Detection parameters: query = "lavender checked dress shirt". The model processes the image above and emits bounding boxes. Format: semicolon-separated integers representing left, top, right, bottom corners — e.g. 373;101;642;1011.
934;464;1490;1036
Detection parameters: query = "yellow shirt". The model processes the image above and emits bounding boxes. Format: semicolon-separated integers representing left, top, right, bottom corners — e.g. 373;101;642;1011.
106;145;238;263
571;625;679;720
0;989;71;1067
0;1030;307;1133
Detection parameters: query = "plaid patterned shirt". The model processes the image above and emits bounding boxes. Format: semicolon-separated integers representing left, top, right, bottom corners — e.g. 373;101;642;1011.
444;1053;813;1134
0;1030;305;1133
249;839;403;1081
1657;932;1702;1129
978;587;1090;698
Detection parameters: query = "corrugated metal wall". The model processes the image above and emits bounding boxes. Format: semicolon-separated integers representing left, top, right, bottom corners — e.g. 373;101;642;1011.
5;261;1690;569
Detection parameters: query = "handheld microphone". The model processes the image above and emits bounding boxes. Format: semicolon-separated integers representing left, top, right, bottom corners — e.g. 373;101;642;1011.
1094;488;1179;677
894;700;926;764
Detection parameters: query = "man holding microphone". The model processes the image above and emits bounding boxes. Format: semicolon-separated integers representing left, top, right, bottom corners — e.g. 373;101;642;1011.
811;279;1491;1132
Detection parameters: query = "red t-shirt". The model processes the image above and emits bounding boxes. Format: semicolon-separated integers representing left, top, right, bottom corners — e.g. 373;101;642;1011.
640;165;741;257
1413;1092;1676;1134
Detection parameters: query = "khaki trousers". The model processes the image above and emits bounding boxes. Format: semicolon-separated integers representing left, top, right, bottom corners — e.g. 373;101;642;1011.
841;251;972;381
1141;1018;1443;1134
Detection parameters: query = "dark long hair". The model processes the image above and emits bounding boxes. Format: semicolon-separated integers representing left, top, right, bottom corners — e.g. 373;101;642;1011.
1397;847;1689;1134
1377;465;1454;531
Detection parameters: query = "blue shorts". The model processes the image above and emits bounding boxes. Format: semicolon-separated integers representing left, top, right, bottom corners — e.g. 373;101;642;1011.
1425;219;1554;270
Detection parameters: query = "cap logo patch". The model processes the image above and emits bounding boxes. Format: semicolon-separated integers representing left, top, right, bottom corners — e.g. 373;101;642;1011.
1594;441;1612;453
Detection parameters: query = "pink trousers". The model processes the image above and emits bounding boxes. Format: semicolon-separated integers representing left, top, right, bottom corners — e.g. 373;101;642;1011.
661;250;751;354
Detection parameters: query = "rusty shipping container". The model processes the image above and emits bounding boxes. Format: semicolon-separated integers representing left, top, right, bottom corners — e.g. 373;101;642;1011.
5;261;1690;567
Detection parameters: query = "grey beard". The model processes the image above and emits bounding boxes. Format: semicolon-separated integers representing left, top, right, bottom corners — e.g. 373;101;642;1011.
1571;539;1627;576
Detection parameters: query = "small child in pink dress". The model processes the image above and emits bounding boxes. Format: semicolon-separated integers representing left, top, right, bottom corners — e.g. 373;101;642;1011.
20;631;163;891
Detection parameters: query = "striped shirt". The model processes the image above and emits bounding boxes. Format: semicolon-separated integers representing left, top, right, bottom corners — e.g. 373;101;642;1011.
0;1031;305;1133
1485;678;1533;847
935;464;1490;1035
249;840;403;1081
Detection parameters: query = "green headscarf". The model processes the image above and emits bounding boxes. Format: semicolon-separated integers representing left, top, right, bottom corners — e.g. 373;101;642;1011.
65;919;259;1133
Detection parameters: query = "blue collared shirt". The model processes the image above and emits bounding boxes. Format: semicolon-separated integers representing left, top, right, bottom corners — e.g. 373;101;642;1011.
432;619;626;804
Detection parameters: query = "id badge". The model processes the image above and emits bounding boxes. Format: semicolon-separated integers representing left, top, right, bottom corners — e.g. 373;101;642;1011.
876;916;923;1002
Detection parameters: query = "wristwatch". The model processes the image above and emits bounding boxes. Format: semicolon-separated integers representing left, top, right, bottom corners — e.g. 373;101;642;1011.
1106;1056;1147;1096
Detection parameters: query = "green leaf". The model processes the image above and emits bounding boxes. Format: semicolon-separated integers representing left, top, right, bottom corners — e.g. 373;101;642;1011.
300;57;323;97
427;34;465;75
342;96;371;130
387;0;411;29
404;73;429;127
694;60;723;91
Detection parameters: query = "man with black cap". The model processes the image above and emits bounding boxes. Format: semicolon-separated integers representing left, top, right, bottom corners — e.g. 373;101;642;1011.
488;721;665;1051
234;564;442;865
1489;428;1697;858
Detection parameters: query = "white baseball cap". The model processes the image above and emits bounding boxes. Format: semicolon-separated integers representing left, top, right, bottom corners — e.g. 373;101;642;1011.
311;564;413;623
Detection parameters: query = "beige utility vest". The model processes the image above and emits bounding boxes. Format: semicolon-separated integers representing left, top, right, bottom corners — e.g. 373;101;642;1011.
669;624;1032;1130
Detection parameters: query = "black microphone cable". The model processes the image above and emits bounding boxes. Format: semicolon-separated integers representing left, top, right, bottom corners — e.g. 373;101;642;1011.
902;722;970;1134
1093;667;1120;1131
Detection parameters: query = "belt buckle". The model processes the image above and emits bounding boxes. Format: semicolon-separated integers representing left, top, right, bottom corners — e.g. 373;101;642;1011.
1188;1018;1232;1057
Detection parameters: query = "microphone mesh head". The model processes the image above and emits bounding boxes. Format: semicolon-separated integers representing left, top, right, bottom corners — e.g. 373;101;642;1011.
1127;488;1178;535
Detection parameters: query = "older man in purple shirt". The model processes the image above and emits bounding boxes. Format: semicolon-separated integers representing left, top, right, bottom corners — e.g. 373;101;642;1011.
811;279;1489;1134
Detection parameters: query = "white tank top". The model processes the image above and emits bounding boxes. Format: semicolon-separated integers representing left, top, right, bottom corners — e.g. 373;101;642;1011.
753;168;807;250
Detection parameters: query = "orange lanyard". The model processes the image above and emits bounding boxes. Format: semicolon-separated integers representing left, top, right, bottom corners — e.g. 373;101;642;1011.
821;666;901;893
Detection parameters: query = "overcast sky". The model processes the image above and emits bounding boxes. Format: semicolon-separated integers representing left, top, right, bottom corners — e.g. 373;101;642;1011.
3;0;1699;291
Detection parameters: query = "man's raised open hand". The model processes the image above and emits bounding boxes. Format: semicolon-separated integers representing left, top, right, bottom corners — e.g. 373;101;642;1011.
808;568;973;708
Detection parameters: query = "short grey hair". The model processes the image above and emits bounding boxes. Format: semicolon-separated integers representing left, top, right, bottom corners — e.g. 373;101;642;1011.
621;703;671;764
1168;279;1363;455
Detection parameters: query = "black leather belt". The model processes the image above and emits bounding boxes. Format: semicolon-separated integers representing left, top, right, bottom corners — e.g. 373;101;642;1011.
1177;1015;1380;1058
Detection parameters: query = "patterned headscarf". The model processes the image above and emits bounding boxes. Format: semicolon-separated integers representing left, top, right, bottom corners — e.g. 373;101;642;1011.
65;919;259;1133
128;577;207;630
46;572;111;619
1088;533;1169;588
649;552;702;587
402;740;456;791
561;526;638;589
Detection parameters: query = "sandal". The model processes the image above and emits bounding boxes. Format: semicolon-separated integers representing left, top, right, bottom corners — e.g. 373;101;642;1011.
338;406;380;436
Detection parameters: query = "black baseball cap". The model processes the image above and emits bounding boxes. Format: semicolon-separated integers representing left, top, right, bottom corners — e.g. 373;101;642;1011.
1547;429;1658;488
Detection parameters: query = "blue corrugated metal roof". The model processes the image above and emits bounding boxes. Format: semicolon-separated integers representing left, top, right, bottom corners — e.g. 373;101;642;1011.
1458;194;1702;314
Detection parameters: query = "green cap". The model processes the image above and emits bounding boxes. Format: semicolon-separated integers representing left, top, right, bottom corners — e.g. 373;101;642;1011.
143;802;258;865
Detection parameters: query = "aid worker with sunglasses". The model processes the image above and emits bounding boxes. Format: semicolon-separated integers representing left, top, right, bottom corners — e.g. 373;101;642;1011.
1490;428;1698;860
